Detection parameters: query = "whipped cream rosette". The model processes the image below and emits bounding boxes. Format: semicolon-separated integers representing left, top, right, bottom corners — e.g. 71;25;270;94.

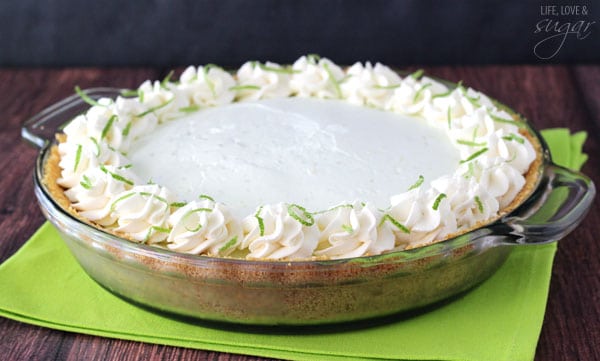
52;55;538;260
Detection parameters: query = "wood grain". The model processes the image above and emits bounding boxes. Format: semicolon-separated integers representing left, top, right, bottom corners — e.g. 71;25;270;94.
0;66;598;361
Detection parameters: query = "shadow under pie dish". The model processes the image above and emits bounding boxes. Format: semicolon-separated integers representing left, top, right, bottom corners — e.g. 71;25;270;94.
23;56;595;325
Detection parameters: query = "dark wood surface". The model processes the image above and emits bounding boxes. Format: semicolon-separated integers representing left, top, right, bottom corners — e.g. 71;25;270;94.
0;65;598;361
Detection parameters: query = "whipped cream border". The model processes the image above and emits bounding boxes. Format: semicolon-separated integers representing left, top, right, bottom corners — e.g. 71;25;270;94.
55;55;537;260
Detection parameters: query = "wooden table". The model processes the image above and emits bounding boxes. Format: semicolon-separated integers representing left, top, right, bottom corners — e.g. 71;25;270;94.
0;66;598;360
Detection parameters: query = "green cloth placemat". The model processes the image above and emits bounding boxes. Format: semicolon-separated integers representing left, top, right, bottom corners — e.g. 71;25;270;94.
0;129;588;361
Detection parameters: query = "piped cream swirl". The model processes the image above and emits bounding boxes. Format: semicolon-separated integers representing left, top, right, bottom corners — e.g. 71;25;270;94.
167;198;242;256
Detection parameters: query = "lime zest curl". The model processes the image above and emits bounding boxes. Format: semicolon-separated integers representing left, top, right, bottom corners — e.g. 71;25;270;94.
144;225;171;243
312;203;354;215
456;139;487;147
181;207;213;232
161;70;174;89
75;86;105;107
488;112;526;129
413;83;432;103
410;69;424;79
379;214;410;234
502;134;525;144
255;206;265;236
322;62;342;99
203;64;219;98
101;115;117;140
199;194;215;202
122;121;132;137
73;144;82;172
474;196;484;213
219;236;238;253
341;224;354;234
178;105;200;113
80;175;93;189
135;98;174;118
432;193;447;211
99;165;134;186
287;204;315;227
229;85;261;91
460;147;489;164
408;175;425;191
170;202;187;208
256;62;300;74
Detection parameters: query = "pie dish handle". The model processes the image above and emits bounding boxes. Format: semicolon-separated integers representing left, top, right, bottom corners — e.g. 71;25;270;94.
21;87;124;149
492;163;595;246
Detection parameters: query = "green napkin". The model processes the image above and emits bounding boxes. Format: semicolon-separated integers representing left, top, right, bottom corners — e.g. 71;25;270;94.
0;129;588;361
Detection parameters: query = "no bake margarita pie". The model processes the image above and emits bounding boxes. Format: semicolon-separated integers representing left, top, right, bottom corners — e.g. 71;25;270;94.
44;55;542;261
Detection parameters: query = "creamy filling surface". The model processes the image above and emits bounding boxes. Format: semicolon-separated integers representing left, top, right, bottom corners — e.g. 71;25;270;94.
128;97;460;216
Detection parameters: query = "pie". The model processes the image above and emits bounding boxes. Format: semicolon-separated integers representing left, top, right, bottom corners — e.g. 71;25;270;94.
44;55;542;261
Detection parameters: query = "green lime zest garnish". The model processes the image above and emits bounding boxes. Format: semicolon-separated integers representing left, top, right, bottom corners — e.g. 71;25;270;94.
122;121;132;137
229;85;261;91
456;139;487;147
372;83;402;90
170;201;187;208
312;203;354;215
101;115;117;140
139;191;169;209
73;144;82;172
432;193;447;210
138;89;145;103
502;133;525;144
144;225;171;242
447;106;452;129
410;69;424;79
463;162;475;179
412;83;432;102
75;86;104;107
182;207;212;232
110;191;136;211
80;175;93;189
89;137;101;156
119;164;133;169
467;95;481;108
255;206;265;236
474;196;484;213
258;63;300;74
488;112;526;129
120;89;138;97
199;194;215;202
408;175;424;190
287;204;315;226
322;62;342;98
341;224;354;234
99;165;134;186
178;105;200;113
379;214;410;234
460;86;481;107
203;64;219;98
432;88;453;99
471;125;480;141
460;147;489;164
161;70;174;89
135;98;174;118
307;54;321;64
219;236;238;252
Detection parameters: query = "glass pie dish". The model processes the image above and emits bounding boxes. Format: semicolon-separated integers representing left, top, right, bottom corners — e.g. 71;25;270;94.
23;87;595;325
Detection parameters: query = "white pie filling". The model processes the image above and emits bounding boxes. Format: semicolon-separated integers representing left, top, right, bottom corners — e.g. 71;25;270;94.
55;56;537;260
128;98;460;217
